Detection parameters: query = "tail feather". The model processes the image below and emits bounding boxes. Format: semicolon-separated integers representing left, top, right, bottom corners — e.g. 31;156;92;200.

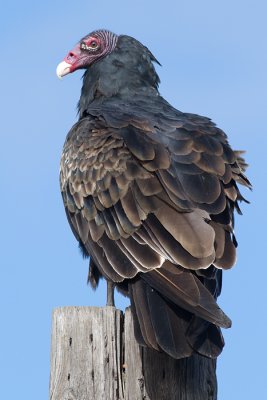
129;280;159;351
186;316;224;358
128;263;229;359
129;279;193;358
146;284;193;358
141;263;231;328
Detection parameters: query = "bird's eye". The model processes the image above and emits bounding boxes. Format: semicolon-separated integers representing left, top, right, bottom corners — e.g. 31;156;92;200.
90;41;98;49
80;38;100;52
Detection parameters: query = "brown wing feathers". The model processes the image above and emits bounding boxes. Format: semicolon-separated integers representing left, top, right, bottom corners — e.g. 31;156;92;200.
60;109;250;359
142;265;231;328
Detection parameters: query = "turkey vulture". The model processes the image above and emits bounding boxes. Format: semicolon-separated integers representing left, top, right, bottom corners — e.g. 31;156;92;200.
57;29;250;359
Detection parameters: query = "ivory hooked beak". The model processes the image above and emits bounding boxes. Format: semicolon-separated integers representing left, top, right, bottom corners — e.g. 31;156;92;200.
56;61;72;79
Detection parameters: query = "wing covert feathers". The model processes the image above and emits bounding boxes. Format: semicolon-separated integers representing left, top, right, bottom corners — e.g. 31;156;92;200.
60;97;250;359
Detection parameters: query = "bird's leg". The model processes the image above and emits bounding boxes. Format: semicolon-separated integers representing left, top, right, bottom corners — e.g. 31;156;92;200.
106;281;115;306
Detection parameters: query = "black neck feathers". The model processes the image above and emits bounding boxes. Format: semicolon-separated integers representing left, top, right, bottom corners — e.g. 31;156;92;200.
78;35;160;117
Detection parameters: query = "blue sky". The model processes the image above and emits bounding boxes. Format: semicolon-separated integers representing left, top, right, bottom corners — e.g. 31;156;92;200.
1;1;266;398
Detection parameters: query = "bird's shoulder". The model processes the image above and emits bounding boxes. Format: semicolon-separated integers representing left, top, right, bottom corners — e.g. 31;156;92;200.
60;95;249;215
62;95;231;161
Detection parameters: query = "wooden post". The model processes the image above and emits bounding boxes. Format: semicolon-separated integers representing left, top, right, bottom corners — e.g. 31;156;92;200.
50;307;217;400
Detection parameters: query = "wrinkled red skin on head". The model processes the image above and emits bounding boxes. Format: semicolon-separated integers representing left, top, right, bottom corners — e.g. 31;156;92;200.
63;37;102;73
63;44;85;72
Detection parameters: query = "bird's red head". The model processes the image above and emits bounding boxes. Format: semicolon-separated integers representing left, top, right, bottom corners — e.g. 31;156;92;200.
56;30;118;78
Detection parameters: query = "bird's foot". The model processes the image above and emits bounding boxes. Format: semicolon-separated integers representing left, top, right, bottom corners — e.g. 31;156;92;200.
106;281;115;306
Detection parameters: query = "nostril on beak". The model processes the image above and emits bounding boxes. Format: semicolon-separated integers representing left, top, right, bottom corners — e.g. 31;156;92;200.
66;52;77;63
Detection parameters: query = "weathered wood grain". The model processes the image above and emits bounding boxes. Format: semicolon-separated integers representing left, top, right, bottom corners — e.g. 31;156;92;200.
50;306;217;400
49;307;124;400
124;307;217;400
